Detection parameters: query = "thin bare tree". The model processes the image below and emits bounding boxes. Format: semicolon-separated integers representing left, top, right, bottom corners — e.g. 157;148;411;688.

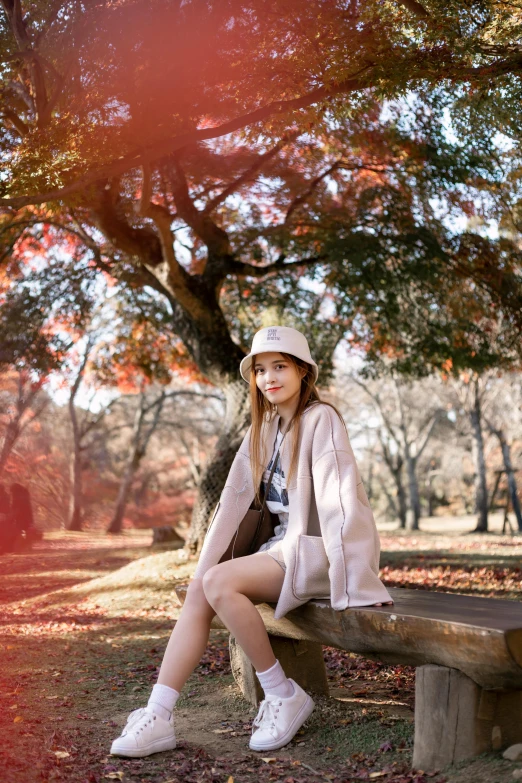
0;370;49;476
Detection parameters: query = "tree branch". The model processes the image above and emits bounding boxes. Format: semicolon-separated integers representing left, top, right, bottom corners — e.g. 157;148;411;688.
1;0;31;49
70;334;94;402
351;376;403;447
1;0;49;127
33;0;69;47
18;395;49;436
228;254;326;278
80;395;121;439
169;158;230;256
4;49;518;210
416;413;439;461
284;160;342;224
93;178;164;266
2;107;29;136
203;133;299;215
5;49;62;82
135;163;192;294
1;73;364;210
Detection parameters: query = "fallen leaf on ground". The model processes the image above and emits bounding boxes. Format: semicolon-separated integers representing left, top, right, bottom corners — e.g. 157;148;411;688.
13;716;23;723
54;751;70;759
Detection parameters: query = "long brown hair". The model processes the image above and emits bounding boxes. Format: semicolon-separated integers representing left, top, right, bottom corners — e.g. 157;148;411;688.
249;352;347;504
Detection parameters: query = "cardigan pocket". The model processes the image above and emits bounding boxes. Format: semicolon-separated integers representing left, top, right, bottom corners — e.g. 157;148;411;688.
292;534;330;600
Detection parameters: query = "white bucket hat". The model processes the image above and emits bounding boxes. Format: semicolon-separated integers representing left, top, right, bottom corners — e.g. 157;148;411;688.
240;325;319;383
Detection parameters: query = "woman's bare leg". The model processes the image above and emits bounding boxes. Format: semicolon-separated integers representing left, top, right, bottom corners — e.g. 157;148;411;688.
156;577;217;692
202;553;285;673
110;578;221;757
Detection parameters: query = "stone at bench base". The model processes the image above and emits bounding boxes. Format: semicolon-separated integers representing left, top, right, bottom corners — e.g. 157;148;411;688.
413;664;522;771
229;633;329;706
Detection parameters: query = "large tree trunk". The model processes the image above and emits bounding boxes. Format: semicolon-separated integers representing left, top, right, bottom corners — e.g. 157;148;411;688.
470;384;488;532
186;379;251;555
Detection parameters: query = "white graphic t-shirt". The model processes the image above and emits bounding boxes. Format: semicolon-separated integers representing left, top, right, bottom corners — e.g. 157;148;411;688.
256;429;289;551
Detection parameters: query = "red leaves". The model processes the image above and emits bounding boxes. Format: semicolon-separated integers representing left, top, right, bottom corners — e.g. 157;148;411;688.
196;636;231;678
379;562;522;598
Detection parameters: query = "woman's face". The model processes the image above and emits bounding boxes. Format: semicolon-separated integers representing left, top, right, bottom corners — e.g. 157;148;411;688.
253;352;304;404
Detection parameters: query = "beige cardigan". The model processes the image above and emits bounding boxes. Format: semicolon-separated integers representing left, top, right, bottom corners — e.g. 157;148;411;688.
193;402;392;619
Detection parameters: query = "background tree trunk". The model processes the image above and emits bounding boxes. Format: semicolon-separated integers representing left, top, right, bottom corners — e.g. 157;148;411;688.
486;421;522;533
107;448;144;535
386;458;408;529
107;391;166;534
68;399;83;531
0;420;20;476
470;383;489;532
396;465;408;529
0;373;46;477
499;435;522;533
66;341;92;531
405;449;421;531
378;432;407;528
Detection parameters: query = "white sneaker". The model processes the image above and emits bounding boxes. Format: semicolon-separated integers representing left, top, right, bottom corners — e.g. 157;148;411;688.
249;679;315;751
110;707;176;757
122;707;147;731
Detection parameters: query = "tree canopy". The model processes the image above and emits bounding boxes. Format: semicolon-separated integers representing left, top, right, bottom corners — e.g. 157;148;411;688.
2;0;522;207
2;0;522;539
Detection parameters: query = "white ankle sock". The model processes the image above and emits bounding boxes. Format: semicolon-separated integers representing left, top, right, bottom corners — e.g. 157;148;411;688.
147;683;180;721
255;659;295;699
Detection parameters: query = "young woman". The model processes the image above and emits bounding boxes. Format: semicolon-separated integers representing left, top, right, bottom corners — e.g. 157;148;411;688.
110;325;393;758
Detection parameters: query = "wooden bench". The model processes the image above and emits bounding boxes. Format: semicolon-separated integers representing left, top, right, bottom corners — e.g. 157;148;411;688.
174;584;522;771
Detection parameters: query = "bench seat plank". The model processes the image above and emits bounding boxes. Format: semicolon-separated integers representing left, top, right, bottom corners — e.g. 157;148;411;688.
174;585;522;690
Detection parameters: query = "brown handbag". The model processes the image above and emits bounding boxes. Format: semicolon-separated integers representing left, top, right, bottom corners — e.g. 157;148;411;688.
218;444;283;563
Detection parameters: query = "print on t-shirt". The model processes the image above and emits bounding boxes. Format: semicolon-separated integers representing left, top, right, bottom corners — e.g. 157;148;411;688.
257;430;289;551
261;430;288;515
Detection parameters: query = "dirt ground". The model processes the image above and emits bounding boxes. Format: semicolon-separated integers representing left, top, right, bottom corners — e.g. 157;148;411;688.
1;522;521;783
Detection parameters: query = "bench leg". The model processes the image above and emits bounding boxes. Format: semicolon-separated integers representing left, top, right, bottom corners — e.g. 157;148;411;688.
413;664;522;771
229;633;329;706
